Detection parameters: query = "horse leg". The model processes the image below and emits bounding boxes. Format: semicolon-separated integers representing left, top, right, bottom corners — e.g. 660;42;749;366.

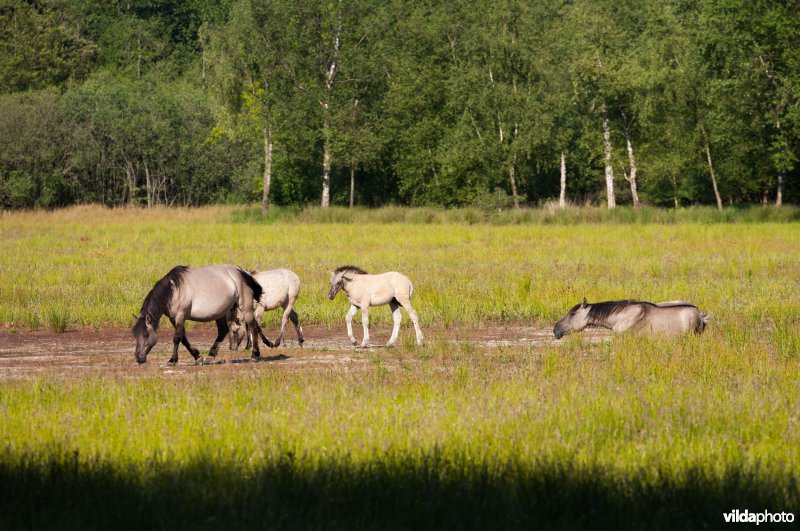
169;315;200;364
386;300;402;347
274;303;291;348
345;305;358;346
243;308;266;360
208;318;229;359
289;309;304;347
360;305;370;348
399;300;423;346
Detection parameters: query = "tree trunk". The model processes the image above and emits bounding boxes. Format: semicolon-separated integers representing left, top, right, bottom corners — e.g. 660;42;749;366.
671;172;679;209
776;171;784;207
262;126;272;214
321;115;331;207
125;159;136;205
559;151;566;208
320;3;341;208
144;160;153;208
349;166;355;208
701;125;723;212
508;163;520;209
620;109;640;207
601;102;616;209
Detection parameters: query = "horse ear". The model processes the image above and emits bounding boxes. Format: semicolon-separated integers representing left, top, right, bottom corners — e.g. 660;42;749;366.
581;297;588;308
328;270;335;278
132;312;139;320
145;313;153;326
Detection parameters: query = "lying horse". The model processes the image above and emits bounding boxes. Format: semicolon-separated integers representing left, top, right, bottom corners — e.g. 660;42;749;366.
132;264;266;364
328;265;423;347
553;298;707;339
228;268;305;349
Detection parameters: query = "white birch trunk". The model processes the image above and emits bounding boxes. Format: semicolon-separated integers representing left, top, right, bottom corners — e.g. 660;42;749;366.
776;172;784;207
321;114;331;208
320;3;341;208
601;102;616;209
125;159;136;205
620;109;640;207
701;125;723;212
704;142;723;212
508;163;520;209
349;166;355;208
559;151;567;208
262;126;272;214
144;160;153;208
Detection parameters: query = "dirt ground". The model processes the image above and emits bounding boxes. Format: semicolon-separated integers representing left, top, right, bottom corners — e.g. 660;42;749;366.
0;323;610;381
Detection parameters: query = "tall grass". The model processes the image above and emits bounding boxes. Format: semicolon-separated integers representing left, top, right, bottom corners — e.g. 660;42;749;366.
0;206;797;331
1;205;798;528
229;203;800;225
1;333;799;528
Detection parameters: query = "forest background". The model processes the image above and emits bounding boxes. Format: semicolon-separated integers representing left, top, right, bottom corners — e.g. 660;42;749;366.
1;0;798;211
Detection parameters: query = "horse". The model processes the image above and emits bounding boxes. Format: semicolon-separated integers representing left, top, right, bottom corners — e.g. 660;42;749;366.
228;268;305;350
328;265;423;347
553;298;707;339
132;264;267;365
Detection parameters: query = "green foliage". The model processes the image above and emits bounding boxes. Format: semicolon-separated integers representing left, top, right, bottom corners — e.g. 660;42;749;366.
0;0;798;208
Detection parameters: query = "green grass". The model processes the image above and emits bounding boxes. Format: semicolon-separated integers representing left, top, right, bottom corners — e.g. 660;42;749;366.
1;205;798;331
0;205;799;529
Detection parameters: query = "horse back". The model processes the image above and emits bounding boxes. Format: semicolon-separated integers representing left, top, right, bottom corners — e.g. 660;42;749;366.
176;265;246;322
253;268;301;310
645;304;705;334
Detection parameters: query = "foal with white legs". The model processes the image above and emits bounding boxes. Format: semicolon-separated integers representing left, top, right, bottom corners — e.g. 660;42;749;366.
328;266;423;347
228;268;305;349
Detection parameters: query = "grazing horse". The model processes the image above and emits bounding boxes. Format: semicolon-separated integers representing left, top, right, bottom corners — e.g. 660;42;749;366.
228;268;305;349
553;298;707;339
328;265;423;347
132;264;266;365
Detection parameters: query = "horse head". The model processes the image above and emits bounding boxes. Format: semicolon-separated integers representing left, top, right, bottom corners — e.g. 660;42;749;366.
553;298;590;339
228;309;247;350
132;312;158;363
328;270;348;300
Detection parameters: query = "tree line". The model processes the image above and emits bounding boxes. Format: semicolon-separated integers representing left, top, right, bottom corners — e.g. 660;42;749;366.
0;0;798;210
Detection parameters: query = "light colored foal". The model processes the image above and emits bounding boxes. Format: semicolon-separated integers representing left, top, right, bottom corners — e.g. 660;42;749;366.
328;266;423;347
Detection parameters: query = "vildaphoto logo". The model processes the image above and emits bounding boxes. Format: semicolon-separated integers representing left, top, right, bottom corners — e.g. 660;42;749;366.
723;509;795;525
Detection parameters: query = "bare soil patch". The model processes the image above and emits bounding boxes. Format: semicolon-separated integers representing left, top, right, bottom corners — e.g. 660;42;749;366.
0;323;610;381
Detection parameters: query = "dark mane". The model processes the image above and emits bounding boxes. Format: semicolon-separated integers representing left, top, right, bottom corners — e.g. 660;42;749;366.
335;265;368;275
237;266;264;303
587;300;640;322
133;265;188;333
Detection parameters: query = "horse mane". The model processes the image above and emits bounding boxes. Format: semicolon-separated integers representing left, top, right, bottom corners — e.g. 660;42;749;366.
134;265;189;333
588;299;698;322
335;265;368;275
237;266;264;303
587;300;640;322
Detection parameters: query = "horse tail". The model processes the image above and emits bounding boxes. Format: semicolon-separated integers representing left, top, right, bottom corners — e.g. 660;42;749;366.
698;311;709;333
237;266;264;303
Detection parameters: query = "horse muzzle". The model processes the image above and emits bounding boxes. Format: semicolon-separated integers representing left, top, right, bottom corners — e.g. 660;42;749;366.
553;326;565;340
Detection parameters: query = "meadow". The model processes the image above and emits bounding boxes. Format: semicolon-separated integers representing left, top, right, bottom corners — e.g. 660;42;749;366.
0;205;799;529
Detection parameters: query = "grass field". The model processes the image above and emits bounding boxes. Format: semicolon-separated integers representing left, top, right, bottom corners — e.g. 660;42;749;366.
1;205;799;529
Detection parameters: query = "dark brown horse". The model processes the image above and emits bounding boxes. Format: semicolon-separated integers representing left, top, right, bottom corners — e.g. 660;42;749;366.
132;264;268;364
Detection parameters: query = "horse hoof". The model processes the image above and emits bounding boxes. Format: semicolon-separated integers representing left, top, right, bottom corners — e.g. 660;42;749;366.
194;357;205;366
167;360;178;367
